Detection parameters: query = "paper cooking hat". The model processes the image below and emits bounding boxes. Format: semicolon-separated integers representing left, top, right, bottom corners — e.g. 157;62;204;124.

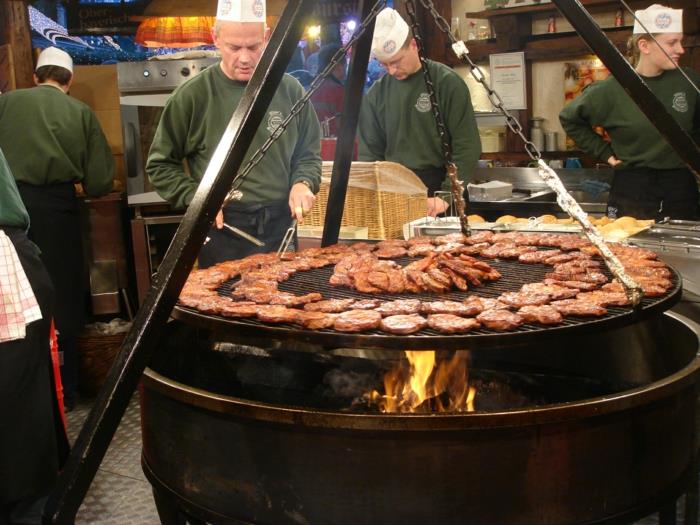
371;8;410;62
36;47;73;73
633;4;683;34
216;0;266;23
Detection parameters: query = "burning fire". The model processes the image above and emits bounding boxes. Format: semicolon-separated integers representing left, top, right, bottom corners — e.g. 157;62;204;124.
366;350;476;413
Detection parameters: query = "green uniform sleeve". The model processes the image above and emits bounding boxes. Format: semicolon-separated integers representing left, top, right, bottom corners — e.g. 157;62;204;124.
146;91;200;209
82;111;115;197
290;88;322;193
0;148;29;230
358;87;386;161
559;82;615;162
441;73;480;190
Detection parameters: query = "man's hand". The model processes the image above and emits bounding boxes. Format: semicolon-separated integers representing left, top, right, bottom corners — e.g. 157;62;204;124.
289;181;316;223
427;197;449;218
215;209;224;229
607;155;622;167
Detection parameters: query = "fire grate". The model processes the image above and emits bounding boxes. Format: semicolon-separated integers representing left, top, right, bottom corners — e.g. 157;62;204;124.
172;256;682;350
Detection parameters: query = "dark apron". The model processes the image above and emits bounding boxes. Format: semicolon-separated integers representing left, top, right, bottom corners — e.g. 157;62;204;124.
412;167;471;208
607;168;698;221
198;199;294;269
17;182;84;401
0;227;69;509
412;167;447;197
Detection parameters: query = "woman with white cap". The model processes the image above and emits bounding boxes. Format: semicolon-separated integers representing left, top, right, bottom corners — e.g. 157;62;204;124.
358;7;481;217
559;4;699;220
0;46;115;410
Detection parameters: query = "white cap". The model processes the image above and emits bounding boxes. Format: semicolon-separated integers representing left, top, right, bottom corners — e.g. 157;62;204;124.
36;46;73;73
216;0;266;23
371;8;410;62
633;4;683;34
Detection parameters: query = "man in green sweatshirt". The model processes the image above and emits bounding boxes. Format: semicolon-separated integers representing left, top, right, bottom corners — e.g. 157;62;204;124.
358;7;481;217
146;0;321;267
0;46;114;410
560;4;699;220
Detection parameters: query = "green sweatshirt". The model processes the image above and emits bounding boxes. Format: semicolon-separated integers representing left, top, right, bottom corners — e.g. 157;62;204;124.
358;59;481;189
0;85;114;196
559;67;700;170
0;148;29;230
146;64;321;209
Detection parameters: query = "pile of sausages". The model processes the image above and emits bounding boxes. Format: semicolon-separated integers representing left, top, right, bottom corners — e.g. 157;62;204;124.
178;231;673;335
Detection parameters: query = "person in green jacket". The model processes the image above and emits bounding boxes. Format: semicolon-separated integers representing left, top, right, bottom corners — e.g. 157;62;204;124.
0;148;69;524
358;7;481;217
146;0;321;267
560;4;699;220
0;46;114;410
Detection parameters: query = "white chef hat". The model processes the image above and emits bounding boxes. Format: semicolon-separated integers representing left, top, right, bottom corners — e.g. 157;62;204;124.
371;8;410;62
216;0;266;23
633;4;683;34
35;46;73;73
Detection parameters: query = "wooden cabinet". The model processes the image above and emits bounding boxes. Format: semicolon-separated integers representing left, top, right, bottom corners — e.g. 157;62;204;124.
455;0;697;63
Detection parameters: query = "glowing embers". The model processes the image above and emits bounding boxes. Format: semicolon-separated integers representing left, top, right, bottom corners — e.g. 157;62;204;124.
366;350;476;413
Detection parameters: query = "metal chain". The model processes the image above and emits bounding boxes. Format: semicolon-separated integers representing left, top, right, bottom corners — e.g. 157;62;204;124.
416;0;542;164
405;0;471;236
405;1;453;165
419;0;645;305
223;0;388;206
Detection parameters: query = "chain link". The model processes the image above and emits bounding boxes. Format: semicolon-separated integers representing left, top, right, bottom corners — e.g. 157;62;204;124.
405;0;471;235
417;0;543;164
223;0;388;206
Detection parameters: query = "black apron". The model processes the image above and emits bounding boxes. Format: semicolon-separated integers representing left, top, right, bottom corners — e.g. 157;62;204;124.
17;182;84;401
412;167;471;208
607;168;699;221
198;200;294;269
0;227;69;509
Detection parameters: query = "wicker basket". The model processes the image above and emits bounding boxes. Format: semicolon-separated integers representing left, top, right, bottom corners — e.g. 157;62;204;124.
306;161;427;240
77;330;125;397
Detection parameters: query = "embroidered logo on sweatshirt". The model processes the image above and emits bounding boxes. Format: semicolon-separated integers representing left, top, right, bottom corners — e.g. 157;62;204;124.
415;93;431;113
672;92;688;113
267;111;284;136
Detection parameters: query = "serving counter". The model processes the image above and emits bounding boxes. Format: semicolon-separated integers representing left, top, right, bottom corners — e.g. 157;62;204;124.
467;167;613;220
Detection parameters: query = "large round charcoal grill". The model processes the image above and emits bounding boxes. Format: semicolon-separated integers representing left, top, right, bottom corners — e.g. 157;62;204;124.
172;256;683;348
142;255;700;525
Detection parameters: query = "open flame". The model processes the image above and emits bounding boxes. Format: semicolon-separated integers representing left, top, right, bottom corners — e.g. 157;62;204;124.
366;350;476;413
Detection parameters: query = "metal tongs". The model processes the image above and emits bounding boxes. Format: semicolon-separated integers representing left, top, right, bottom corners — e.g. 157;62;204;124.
222;222;265;247
277;218;297;258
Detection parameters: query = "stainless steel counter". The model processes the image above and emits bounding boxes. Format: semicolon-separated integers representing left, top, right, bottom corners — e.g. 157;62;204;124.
468;167;613;219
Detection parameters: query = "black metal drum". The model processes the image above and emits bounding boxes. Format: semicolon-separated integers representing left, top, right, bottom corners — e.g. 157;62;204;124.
141;312;700;525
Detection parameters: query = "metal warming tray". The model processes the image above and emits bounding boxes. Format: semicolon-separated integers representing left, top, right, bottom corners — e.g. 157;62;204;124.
628;220;700;295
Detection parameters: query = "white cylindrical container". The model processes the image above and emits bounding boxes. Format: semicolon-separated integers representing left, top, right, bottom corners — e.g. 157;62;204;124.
545;131;558;151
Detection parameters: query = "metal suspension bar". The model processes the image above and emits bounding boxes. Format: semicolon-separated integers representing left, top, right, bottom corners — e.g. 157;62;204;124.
41;2;318;523
551;0;700;178
322;0;381;246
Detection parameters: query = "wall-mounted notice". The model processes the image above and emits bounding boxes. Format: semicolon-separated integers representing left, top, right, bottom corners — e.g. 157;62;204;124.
489;52;526;110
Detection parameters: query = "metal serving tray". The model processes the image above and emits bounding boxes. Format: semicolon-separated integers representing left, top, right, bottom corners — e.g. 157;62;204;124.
627;221;700;295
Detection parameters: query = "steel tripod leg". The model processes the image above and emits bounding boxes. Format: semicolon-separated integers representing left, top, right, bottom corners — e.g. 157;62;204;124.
684;462;699;525
660;501;677;525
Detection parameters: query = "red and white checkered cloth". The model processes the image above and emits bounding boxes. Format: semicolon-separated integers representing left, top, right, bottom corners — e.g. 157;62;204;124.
0;230;42;343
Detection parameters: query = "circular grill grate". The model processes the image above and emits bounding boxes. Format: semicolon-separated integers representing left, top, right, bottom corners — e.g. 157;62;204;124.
172;255;682;350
